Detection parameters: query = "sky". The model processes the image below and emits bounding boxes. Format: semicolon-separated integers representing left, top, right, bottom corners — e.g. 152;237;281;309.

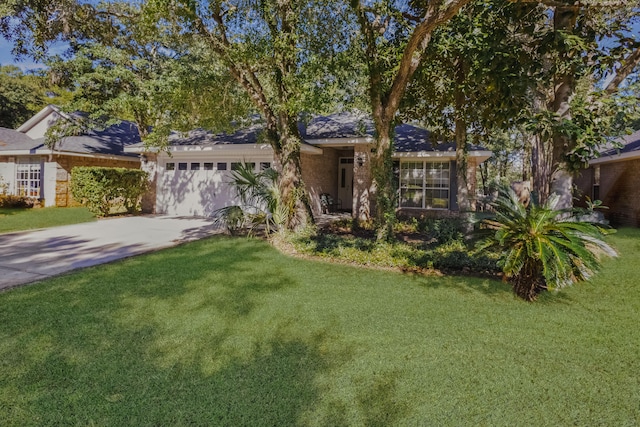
0;38;46;71
1;10;639;73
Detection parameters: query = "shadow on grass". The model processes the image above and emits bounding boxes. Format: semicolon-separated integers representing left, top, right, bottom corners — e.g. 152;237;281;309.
0;207;29;216
10;330;333;425
0;237;338;424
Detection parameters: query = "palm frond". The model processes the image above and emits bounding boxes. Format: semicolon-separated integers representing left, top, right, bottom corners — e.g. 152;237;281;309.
476;185;618;300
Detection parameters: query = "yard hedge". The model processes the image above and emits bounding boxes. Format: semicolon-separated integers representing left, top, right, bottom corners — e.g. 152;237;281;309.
70;166;148;216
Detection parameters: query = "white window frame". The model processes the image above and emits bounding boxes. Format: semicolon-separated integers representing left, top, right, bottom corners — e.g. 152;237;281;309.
399;161;450;210
15;158;42;198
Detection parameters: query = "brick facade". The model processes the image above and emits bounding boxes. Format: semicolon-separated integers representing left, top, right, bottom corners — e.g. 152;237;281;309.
53;155;140;207
576;160;640;227
301;148;352;216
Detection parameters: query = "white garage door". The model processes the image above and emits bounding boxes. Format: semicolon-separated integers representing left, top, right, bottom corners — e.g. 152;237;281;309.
156;158;272;217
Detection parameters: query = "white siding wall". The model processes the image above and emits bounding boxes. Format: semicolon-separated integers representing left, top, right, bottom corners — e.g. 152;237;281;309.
42;161;58;207
22;111;61;139
0;161;15;194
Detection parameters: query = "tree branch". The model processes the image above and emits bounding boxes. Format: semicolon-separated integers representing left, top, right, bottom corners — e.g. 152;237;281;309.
605;47;640;93
510;0;634;8
385;0;472;123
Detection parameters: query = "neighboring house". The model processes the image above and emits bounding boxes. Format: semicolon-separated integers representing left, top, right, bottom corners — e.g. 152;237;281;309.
575;129;640;226
126;112;492;219
0;105;141;207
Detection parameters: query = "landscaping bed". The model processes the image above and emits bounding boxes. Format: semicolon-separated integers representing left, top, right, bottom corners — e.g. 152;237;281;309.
282;217;501;278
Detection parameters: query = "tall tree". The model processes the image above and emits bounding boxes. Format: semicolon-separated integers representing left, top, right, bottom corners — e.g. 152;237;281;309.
140;0;352;230
0;65;71;128
350;0;472;240
404;0;543;211
522;0;640;205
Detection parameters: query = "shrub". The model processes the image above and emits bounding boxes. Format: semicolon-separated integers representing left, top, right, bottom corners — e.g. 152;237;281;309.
70;167;148;216
0;194;35;208
394;216;466;244
477;187;617;301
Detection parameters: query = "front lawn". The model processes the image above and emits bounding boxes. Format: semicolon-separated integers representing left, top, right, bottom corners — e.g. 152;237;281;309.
0;229;638;425
0;207;95;234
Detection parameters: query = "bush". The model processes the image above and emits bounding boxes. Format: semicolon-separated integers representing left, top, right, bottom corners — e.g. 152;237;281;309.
70;167;148;216
0;194;35;208
394;216;466;244
477;186;617;301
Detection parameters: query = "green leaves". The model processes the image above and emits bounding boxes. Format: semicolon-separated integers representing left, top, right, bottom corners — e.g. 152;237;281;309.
478;186;617;301
214;164;285;235
70;167;149;216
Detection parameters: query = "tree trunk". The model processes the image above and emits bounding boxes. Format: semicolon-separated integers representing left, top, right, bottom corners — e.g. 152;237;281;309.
272;118;314;231
549;6;579;209
454;59;473;212
372;125;396;241
531;133;551;204
455;117;471;212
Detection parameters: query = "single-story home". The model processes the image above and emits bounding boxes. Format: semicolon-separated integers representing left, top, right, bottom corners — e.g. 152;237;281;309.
126;112;492;219
575;129;640;226
0;105;141;207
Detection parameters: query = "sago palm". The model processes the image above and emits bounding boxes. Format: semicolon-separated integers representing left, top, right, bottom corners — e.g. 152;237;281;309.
214;163;286;235
477;187;617;301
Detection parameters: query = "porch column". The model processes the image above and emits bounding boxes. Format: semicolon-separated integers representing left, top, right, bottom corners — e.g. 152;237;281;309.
140;153;158;214
353;144;374;221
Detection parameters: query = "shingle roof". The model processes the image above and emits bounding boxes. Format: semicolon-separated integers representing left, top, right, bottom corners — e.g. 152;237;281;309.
162;112;487;153
0;114;141;157
302;111;375;139
598;129;640;157
166;124;264;146
56;121;142;156
0;128;42;151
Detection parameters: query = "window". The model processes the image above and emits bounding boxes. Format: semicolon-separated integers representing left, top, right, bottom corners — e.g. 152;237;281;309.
190;162;200;170
231;162;255;171
399;161;450;209
217;162;227;171
260;162;271;170
16;159;41;198
178;163;187;171
166;162;175;171
204;162;214;170
593;165;600;201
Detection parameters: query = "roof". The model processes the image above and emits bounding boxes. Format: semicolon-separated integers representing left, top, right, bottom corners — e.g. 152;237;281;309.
2;105;141;159
302;111;375;139
166;124;265;146
590;129;640;165
147;112;488;156
54;121;142;156
0;128;42;151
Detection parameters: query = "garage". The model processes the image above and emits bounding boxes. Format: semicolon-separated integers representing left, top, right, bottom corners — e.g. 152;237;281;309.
155;153;273;217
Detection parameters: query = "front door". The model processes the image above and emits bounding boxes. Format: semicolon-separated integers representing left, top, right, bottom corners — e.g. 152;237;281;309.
338;157;354;212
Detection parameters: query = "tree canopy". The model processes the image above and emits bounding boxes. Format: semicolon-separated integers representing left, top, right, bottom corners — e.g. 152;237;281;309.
1;0;639;231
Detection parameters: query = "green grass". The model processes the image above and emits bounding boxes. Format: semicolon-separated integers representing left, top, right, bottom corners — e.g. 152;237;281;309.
0;207;95;233
0;230;639;425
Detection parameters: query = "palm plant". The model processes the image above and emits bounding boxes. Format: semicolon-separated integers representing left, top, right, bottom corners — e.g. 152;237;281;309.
477;187;617;301
214;163;287;235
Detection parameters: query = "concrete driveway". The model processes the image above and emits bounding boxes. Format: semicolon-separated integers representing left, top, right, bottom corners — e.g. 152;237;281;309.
0;216;223;291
